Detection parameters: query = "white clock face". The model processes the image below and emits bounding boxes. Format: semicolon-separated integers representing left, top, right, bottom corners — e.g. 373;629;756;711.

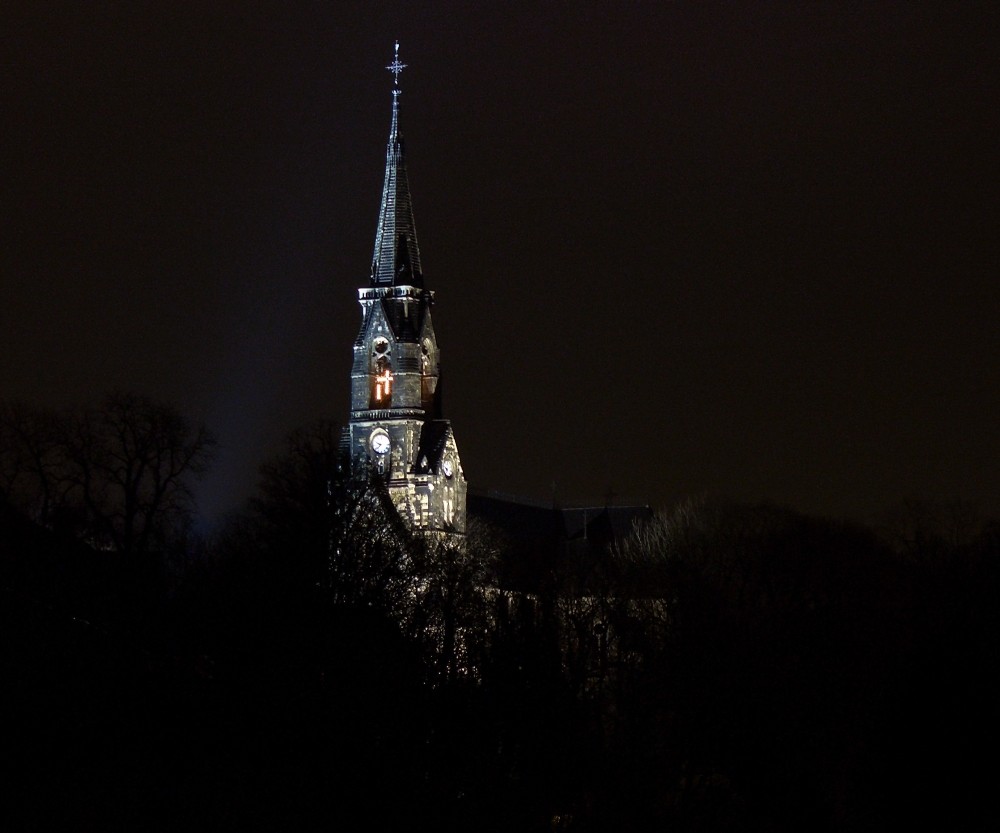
371;432;390;455
441;459;454;478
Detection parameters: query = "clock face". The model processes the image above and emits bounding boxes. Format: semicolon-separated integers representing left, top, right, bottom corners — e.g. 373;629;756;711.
441;459;454;478
371;432;390;455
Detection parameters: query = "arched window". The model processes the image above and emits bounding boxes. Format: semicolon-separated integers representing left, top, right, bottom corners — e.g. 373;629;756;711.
370;338;393;407
420;338;436;411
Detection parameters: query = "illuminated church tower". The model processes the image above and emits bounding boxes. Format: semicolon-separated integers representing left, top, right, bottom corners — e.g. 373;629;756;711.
343;43;467;535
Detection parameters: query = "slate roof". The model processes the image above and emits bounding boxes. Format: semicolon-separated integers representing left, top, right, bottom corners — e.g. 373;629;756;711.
467;491;653;593
415;420;451;472
353;294;429;348
382;296;428;342
560;506;653;547
370;88;423;288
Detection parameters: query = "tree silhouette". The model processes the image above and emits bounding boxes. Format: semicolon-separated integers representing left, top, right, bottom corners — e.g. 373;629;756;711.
250;419;413;612
0;400;70;526
1;392;215;558
407;520;501;683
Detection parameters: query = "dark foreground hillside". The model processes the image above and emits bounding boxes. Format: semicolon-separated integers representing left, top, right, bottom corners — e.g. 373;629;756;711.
2;496;997;831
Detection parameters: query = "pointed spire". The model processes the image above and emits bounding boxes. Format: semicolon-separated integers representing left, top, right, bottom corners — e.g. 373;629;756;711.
371;41;423;287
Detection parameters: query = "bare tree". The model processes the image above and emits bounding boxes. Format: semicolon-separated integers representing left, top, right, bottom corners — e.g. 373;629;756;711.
407;520;501;682
249;421;509;683
1;393;215;557
252;419;413;612
0;401;68;524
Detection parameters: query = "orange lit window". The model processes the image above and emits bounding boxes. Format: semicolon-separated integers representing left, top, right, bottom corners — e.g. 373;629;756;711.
374;367;393;401
371;356;393;406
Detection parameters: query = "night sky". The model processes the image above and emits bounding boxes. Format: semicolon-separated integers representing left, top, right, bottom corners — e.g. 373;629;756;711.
4;1;998;524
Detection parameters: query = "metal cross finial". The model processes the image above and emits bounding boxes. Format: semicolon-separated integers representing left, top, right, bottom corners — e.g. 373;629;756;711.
386;41;407;85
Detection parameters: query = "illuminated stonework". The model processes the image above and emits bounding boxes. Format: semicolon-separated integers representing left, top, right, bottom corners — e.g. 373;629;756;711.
342;43;467;536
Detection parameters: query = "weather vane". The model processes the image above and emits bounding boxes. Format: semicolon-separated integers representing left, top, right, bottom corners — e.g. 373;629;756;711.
386;40;407;86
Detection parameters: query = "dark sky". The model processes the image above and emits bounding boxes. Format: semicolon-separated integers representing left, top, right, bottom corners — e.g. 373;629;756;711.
4;1;999;523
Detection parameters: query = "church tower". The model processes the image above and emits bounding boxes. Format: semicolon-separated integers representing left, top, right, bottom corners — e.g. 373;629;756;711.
343;43;467;535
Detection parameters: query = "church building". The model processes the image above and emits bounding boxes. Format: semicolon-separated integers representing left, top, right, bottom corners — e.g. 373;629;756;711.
342;44;467;536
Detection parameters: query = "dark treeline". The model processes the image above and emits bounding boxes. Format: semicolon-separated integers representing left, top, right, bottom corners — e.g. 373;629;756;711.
2;398;997;831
